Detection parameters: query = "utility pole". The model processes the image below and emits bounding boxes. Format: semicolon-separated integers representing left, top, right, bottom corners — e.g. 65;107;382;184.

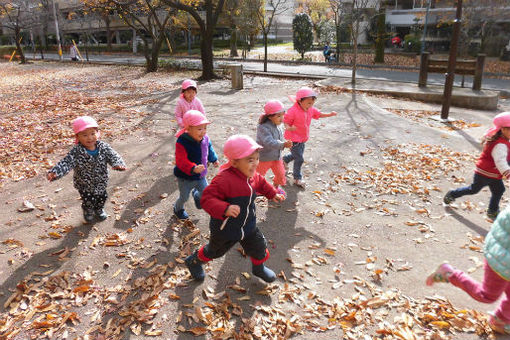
51;0;62;61
441;0;462;120
420;0;431;55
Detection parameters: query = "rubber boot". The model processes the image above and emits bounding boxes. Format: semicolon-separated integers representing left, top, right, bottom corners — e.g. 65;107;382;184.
192;189;201;210
95;209;108;221
83;208;95;223
252;263;276;283
185;250;205;281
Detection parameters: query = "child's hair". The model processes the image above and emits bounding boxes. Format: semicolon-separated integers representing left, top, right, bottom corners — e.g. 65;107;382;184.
299;96;316;102
482;130;502;146
259;114;271;125
181;86;197;93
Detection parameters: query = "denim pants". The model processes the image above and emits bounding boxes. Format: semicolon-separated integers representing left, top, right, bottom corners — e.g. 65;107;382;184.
450;172;505;213
283;142;306;180
174;177;208;211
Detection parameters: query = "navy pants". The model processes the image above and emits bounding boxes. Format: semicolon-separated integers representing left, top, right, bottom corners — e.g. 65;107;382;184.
79;191;107;211
450;173;505;213
283;142;306;180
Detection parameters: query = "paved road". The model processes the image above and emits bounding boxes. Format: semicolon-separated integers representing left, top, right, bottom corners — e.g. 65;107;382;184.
30;52;510;92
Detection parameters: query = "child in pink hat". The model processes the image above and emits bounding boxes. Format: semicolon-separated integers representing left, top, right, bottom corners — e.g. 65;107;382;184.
283;87;337;188
184;135;285;283
173;110;219;220
174;79;206;129
256;100;292;191
444;111;510;220
47;116;126;223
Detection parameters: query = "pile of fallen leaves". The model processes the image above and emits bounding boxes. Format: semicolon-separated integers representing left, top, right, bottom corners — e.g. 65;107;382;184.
0;63;170;186
386;109;482;131
334;143;475;199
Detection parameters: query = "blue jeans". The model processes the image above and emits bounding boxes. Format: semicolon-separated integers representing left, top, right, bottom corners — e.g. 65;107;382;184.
450;173;505;213
174;177;208;211
283;142;305;180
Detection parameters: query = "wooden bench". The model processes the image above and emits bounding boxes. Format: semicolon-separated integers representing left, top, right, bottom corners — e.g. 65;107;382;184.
418;52;486;90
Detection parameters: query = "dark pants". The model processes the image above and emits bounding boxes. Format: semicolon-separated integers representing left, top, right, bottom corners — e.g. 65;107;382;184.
283;142;306;180
79;191;107;211
450;173;505;213
200;227;268;263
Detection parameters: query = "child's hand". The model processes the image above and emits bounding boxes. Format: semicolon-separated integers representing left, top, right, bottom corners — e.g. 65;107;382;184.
329;111;338;117
283;140;293;148
113;166;126;171
212;161;220;168
225;205;240;218
193;164;206;173
272;194;285;202
47;172;56;181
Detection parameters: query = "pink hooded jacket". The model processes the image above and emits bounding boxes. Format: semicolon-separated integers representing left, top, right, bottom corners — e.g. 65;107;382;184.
175;96;206;128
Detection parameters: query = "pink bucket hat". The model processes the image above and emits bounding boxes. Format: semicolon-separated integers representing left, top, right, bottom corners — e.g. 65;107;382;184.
486;112;510;137
175;110;210;137
220;135;262;171
263;100;285;116
288;87;317;103
73;116;98;134
181;79;197;91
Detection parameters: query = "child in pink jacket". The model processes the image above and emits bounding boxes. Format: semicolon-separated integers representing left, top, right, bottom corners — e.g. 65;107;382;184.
175;79;206;128
283;87;337;188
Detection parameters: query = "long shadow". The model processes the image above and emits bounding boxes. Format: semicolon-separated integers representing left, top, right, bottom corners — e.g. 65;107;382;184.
445;206;489;237
0;223;93;308
446;123;483;151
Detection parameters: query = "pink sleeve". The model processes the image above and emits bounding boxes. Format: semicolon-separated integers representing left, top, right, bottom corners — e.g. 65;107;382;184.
174;99;185;127
196;97;206;115
311;107;322;119
284;109;295;125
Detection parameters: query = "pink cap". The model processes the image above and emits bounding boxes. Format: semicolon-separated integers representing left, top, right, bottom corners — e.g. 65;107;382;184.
263;100;285;116
486;112;510;137
220;135;262;171
181;79;197;91
288;87;317;103
72;116;98;134
175;110;210;137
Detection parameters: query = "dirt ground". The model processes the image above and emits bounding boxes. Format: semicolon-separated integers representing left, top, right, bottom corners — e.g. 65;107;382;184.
2;61;510;339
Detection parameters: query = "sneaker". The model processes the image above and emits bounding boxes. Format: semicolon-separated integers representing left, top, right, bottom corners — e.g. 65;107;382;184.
95;209;107;221
489;313;510;334
425;262;454;286
173;207;189;220
185;251;205;281
252;264;276;283
487;209;500;221
443;191;455;204
83;209;95;223
294;179;306;188
191;189;201;210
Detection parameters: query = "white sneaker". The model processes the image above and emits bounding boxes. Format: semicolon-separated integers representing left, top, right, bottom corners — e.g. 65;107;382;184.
294;179;306;188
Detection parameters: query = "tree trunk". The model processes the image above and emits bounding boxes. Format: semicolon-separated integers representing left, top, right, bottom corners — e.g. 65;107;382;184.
374;5;385;63
105;15;112;51
263;33;268;72
230;26;238;57
336;24;341;63
200;30;216;80
14;29;26;64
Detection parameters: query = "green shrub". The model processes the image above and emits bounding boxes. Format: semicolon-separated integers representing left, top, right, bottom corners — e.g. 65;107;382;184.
404;34;421;53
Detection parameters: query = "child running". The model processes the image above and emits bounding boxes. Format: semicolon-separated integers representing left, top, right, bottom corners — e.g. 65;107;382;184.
174;110;219;220
283;87;337;188
185;135;285;282
444;112;510;220
426;206;510;334
175;79;206;129
47;116;126;223
256;100;292;191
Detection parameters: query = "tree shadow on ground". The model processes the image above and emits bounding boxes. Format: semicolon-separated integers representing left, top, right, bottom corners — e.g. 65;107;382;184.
0;223;93;308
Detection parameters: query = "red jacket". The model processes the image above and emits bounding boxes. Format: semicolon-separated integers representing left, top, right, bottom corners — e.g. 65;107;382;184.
201;167;277;240
475;137;510;179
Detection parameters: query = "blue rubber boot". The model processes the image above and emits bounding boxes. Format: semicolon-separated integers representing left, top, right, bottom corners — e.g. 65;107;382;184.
191;189;201;210
185;251;205;281
252;263;276;283
173;206;189;220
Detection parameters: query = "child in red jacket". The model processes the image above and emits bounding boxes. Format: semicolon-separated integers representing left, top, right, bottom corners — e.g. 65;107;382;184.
185;135;285;282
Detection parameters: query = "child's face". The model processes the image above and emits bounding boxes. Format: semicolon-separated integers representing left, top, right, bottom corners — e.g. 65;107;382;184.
268;113;284;125
299;96;316;111
183;88;197;102
76;127;99;150
232;150;260;178
502;127;510;140
187;124;207;142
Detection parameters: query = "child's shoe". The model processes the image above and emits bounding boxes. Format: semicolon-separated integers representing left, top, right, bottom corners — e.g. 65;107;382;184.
174;207;189;220
488;312;510;334
185;251;205;281
487;209;500;221
294;179;306;188
276;187;286;197
83;209;95;223
191;189;201;210
252;263;276;283
443;191;455;204
95;209;108;221
426;262;454;286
